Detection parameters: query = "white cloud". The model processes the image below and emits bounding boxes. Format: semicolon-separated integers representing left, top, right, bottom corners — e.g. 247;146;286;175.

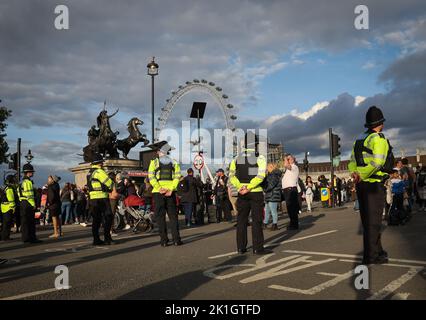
354;96;366;106
362;61;376;70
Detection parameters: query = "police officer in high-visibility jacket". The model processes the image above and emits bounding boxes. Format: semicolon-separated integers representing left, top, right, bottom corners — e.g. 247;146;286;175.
148;141;182;247
229;132;269;255
349;106;394;265
1;175;16;241
87;153;114;245
19;163;42;243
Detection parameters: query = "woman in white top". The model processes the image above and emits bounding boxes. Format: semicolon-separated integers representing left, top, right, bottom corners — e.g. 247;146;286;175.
305;176;316;212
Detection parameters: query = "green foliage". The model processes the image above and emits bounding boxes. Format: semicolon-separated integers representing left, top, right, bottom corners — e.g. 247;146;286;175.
0;106;12;164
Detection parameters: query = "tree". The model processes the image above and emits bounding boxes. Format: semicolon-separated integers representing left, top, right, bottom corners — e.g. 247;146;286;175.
0;101;12;164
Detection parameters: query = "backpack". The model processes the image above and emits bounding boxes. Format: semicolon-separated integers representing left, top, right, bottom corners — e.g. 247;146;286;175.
0;186;8;204
178;177;189;194
418;174;426;188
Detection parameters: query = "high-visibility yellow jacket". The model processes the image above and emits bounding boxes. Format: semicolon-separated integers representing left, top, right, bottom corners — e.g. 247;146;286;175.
88;165;113;200
229;153;266;193
19;177;35;208
348;131;390;183
148;156;181;193
1;186;16;214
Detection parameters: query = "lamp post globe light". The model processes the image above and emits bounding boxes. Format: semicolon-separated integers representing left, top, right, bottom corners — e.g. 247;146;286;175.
147;57;159;143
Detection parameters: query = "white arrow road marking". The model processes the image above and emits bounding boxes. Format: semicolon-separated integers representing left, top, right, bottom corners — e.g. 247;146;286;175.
208;230;338;259
284;250;426;266
368;267;423;300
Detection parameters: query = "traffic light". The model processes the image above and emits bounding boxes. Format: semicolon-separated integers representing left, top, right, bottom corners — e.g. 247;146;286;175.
331;134;341;157
8;153;18;170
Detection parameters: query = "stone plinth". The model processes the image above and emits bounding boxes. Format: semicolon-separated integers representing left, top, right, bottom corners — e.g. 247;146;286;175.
69;159;144;188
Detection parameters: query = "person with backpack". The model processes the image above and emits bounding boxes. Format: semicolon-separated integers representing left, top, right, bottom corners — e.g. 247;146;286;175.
1;175;17;241
262;163;282;231
417;166;426;212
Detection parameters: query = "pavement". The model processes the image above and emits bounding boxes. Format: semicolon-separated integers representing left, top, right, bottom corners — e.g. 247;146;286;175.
0;203;425;300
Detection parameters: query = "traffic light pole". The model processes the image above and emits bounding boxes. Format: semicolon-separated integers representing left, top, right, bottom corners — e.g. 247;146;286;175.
17;138;21;183
329;128;334;208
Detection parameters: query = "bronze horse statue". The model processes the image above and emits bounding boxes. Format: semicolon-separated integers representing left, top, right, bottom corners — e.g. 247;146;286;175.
117;117;150;159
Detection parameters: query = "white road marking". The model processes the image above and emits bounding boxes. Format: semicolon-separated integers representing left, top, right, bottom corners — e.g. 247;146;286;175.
284;250;426;266
63;241;89;246
208;230;338;259
0;287;71;300
269;269;354;295
391;293;410;300
368;267;423;300
317;272;341;277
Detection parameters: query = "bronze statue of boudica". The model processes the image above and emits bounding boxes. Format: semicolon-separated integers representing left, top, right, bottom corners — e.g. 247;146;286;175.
82;106;149;162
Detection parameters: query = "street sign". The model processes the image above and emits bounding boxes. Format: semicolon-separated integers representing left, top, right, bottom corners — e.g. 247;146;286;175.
193;154;204;170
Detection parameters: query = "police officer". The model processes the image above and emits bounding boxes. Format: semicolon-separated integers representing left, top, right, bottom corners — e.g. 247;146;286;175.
19;163;42;243
1;175;16;241
87;153;114;245
148;141;182;247
229;132;268;254
349;106;393;265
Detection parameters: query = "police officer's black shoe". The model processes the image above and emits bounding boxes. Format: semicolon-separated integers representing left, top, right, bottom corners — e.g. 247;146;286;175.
238;248;247;254
371;255;389;264
29;239;43;244
253;249;273;255
379;250;388;258
93;239;105;246
104;239;116;245
173;240;183;246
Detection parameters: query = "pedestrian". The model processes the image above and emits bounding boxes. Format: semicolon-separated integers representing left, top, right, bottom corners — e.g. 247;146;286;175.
212;169;232;223
400;158;416;213
305;176;316;213
108;172;120;236
262;162;282;231
282;154;300;230
204;177;213;223
297;177;306;213
141;177;153;213
60;183;72;225
1;175;17;241
180;168;200;227
19;163;42;243
87;154;114;245
70;184;78;224
416;166;426;211
229;132;268;254
349;105;394;264
147;141;183;247
76;187;87;226
341;178;348;203
47;175;62;238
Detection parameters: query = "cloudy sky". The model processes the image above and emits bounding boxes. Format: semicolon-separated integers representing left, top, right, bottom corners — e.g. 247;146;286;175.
1;0;426;185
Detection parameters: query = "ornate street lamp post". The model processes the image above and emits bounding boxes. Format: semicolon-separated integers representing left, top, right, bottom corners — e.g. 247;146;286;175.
147;57;159;143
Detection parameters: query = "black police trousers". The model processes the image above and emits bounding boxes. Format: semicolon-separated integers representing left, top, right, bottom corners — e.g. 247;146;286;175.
236;192;265;251
20;200;37;243
89;198;113;242
153;192;181;244
1;210;13;240
356;181;385;263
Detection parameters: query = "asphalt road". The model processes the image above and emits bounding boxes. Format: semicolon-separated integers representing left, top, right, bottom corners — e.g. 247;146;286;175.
0;203;425;300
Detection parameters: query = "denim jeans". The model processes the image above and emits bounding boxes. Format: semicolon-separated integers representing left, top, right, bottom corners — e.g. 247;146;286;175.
182;202;193;224
61;202;72;224
264;201;278;224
